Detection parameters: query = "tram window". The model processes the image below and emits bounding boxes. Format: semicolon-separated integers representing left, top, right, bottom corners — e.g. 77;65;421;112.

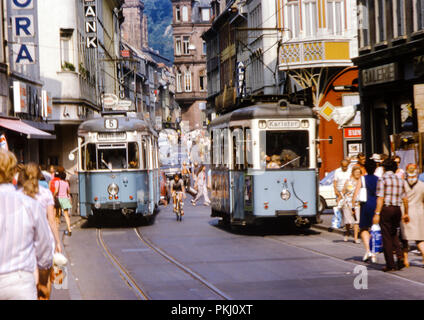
141;139;148;169
98;147;127;170
261;131;309;169
232;128;244;170
86;144;97;170
128;142;139;169
245;128;253;169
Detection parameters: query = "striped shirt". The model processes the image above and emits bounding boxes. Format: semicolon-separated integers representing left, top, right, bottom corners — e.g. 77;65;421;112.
376;171;406;207
0;184;53;275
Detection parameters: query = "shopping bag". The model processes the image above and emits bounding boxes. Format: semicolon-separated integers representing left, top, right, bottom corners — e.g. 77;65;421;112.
370;224;383;253
186;186;198;197
331;207;342;229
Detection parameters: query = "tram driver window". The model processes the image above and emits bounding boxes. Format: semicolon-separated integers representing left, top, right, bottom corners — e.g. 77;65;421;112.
98;146;127;170
262;131;309;169
128;142;139;169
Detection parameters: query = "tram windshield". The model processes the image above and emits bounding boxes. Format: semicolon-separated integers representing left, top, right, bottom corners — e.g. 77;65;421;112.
261;131;309;169
82;142;140;170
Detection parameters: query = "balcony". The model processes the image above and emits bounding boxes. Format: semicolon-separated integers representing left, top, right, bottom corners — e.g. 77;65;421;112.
279;40;353;70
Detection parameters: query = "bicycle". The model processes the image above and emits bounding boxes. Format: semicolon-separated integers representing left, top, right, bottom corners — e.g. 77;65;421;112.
174;191;184;222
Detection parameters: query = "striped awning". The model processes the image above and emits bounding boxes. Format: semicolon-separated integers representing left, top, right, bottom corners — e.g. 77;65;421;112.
0;118;55;140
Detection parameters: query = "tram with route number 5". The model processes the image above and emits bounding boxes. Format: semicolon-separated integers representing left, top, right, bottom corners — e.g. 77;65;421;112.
209;99;319;228
69;111;160;223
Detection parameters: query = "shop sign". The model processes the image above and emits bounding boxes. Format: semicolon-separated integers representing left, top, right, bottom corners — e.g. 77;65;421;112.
84;0;97;48
9;0;36;65
41;90;52;118
344;127;362;139
13;81;28;113
362;63;397;87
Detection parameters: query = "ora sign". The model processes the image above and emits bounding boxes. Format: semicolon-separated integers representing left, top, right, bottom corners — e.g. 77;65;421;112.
11;0;36;64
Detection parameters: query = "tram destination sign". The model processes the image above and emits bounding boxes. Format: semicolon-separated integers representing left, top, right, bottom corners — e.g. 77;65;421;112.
267;120;300;129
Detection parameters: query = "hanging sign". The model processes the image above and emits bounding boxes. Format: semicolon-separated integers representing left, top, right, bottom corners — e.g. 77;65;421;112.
85;0;97;48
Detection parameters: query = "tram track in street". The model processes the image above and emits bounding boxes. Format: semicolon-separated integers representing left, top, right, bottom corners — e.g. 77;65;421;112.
133;227;232;300
96;228;150;300
96;226;232;300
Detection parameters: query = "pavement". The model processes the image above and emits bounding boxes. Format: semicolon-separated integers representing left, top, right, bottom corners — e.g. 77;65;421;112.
50;215;85;300
313;209;344;235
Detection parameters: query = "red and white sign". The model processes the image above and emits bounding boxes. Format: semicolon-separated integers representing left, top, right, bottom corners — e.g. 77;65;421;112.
121;50;130;58
344;127;362;139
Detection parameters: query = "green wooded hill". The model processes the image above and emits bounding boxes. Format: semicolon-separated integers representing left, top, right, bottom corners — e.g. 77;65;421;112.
144;0;174;62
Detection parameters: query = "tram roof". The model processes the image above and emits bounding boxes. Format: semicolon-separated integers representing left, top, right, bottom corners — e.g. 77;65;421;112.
78;116;157;136
209;101;315;127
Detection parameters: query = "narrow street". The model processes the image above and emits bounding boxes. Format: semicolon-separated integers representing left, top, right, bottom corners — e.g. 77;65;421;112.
51;203;424;300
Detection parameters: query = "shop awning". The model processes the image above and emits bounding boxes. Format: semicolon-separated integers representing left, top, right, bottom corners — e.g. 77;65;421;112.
0;118;55;140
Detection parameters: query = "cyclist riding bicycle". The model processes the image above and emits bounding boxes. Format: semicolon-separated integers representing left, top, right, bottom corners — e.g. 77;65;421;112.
170;173;186;216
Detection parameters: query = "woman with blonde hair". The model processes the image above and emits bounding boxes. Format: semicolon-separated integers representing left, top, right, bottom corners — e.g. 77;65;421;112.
0;150;53;300
341;166;362;243
18;163;62;300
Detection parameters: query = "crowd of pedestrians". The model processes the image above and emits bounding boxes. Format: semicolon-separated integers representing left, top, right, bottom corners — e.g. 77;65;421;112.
333;152;424;272
0;149;74;300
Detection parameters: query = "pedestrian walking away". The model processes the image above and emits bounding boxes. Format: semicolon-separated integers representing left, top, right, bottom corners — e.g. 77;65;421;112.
373;158;408;272
17;163;62;300
359;159;379;263
400;164;424;267
0;150;53;300
55;171;73;236
191;165;210;206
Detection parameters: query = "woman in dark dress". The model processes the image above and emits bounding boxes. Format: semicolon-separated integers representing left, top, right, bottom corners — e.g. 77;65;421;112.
359;159;379;262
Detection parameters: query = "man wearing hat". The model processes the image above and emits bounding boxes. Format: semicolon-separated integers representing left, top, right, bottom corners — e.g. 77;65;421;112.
370;154;384;178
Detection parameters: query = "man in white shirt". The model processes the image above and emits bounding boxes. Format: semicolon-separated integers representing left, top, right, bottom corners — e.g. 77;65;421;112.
334;159;351;204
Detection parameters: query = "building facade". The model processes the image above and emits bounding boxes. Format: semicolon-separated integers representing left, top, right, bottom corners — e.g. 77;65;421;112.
37;0;124;171
0;0;55;164
121;0;149;52
277;0;359;177
353;0;424;170
171;0;212;130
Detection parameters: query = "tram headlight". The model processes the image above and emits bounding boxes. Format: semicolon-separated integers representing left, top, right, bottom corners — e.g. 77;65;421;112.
107;183;119;196
281;189;291;201
301;120;309;128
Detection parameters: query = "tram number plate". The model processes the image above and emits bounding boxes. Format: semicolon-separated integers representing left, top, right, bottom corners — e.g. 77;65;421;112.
276;210;298;216
105;119;118;129
267;120;300;129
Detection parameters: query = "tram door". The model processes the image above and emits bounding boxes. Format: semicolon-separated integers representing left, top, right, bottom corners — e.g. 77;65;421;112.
231;127;245;220
146;137;155;214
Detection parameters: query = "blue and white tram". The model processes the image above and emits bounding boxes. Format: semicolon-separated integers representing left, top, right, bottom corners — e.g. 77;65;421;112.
209;100;318;228
73;114;160;221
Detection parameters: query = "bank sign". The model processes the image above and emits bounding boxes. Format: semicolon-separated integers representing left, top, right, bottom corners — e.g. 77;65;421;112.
84;0;98;48
7;0;39;66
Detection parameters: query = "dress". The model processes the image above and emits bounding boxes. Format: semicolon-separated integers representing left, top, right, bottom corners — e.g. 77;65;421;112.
401;180;424;241
359;174;378;229
342;177;360;225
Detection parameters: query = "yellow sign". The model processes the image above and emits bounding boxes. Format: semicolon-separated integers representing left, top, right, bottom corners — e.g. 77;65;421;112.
320;102;334;121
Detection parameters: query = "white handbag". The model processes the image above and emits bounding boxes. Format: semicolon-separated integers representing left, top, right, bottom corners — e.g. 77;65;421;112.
358;176;367;202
